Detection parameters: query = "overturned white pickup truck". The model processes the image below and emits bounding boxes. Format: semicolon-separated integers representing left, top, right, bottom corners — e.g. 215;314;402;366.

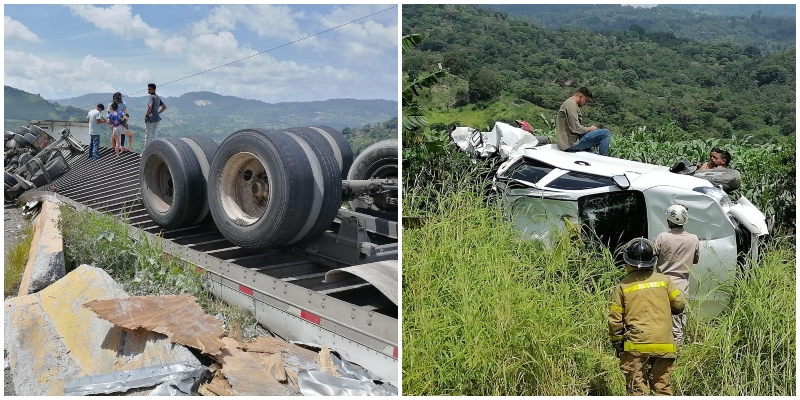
452;122;770;315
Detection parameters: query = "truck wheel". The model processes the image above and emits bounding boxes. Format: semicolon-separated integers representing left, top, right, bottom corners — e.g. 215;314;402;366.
179;136;219;225
208;129;315;248
287;126;353;179
347;139;398;219
281;129;342;244
693;168;741;192
4;171;17;187
140;138;206;229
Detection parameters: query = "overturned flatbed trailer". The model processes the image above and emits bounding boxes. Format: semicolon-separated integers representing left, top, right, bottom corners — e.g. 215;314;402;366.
26;145;399;386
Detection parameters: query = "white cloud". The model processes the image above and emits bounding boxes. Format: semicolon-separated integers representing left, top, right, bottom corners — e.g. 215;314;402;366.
5;17;41;43
4;50;151;100
192;5;317;48
66;5;159;39
311;6;397;63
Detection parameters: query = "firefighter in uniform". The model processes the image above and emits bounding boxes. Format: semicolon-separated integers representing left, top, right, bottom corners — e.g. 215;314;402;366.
609;238;686;396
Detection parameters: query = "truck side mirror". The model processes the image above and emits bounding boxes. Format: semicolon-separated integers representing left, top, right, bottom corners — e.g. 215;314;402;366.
612;175;630;190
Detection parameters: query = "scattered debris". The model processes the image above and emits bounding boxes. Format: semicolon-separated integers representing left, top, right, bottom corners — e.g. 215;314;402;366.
4;265;200;396
83;293;225;355
325;260;398;305
63;362;205;396
230;321;243;342
212;337;291;396
318;346;341;377
298;346;398;396
197;365;234;397
258;352;288;383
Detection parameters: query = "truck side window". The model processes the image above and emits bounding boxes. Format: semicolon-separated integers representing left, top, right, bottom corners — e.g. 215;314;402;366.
547;171;614;190
507;159;555;185
578;191;648;261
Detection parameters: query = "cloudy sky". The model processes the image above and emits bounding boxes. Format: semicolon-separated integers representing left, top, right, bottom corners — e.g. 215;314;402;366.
4;4;398;104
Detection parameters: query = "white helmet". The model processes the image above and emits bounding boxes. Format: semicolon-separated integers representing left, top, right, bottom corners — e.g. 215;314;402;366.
666;204;688;226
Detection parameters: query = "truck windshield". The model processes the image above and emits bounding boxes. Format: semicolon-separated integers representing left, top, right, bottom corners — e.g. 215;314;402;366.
578;190;648;258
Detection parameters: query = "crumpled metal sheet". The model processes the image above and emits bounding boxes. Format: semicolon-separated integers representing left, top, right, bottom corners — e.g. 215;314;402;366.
297;370;398;396
297;349;397;396
148;376;196;396
63;362;205;396
451;122;538;159
324;260;398;305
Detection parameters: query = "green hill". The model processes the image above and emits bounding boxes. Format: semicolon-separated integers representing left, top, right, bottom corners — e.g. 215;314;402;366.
5;86;396;153
403;5;796;144
480;4;795;53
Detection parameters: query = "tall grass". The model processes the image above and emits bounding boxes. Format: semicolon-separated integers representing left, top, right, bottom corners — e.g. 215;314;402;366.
402;185;795;395
4;223;34;296
59;206;264;339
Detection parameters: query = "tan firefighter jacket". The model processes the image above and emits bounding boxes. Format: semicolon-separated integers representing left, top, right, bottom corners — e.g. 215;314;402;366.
608;267;686;358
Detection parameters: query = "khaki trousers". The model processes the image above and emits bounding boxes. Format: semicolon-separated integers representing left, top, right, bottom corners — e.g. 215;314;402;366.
619;352;675;396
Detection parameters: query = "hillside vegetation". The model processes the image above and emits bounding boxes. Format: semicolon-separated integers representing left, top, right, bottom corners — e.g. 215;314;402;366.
403;5;795;145
482;4;795;52
402;4;796;396
5;86;396;154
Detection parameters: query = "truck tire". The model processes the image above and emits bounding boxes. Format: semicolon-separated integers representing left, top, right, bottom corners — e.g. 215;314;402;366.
347;139;398;219
4;171;17;187
29;157;68;187
13;134;27;146
179;136;219;225
140;138;206;230
287;126;353;179
692;168;741;192
208;129;315;248
281;128;342;244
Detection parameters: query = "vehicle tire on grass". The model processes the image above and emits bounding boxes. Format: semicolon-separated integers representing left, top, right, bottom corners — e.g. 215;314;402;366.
179;136;219;225
140;138;206;230
347;139;398;219
692;168;741;192
287;126;353;179
208;129;315;248
281;128;342;244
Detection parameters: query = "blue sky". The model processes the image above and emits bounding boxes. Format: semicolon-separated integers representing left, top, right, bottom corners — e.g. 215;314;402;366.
4;4;398;103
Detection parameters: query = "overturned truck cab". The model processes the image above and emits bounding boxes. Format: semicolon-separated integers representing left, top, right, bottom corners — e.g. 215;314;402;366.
453;123;770;315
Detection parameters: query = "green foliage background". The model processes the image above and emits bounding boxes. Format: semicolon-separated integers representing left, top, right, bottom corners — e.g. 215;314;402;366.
402;5;796;145
402;4;796;395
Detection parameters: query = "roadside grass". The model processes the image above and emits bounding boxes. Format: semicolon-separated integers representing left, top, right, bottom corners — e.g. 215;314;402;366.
59;205;265;340
4;223;34;296
673;240;796;395
402;186;796;396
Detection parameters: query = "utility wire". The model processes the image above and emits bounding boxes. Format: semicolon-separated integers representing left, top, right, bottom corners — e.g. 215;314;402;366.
123;5;397;98
76;5;395;111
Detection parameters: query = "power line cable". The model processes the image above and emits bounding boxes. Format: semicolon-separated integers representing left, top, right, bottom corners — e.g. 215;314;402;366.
80;5;395;109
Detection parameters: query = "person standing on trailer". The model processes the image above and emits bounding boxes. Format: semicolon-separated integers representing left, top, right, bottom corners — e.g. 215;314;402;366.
653;204;699;346
86;103;106;160
144;83;167;147
609;238;685;395
110;92;133;151
108;102;127;156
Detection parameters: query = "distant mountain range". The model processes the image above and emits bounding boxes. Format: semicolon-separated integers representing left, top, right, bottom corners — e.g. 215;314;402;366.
5;86;397;144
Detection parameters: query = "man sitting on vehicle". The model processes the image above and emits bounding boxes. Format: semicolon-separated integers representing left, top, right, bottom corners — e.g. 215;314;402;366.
697;147;731;170
556;87;612;156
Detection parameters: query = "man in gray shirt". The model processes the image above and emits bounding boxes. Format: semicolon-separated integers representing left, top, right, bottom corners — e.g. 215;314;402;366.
144;83;167;147
555;87;612;156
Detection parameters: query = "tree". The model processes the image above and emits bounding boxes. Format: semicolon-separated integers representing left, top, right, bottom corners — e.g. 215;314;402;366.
468;68;503;104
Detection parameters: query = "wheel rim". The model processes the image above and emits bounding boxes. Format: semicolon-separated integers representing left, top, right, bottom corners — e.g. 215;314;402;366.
367;160;398;180
144;157;174;213
219;152;269;226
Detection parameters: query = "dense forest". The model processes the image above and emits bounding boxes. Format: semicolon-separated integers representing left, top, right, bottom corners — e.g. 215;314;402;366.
482;4;795;52
403;5;796;145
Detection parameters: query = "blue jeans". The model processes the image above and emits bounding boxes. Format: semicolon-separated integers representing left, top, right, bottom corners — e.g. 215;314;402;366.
565;128;611;156
88;135;100;160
